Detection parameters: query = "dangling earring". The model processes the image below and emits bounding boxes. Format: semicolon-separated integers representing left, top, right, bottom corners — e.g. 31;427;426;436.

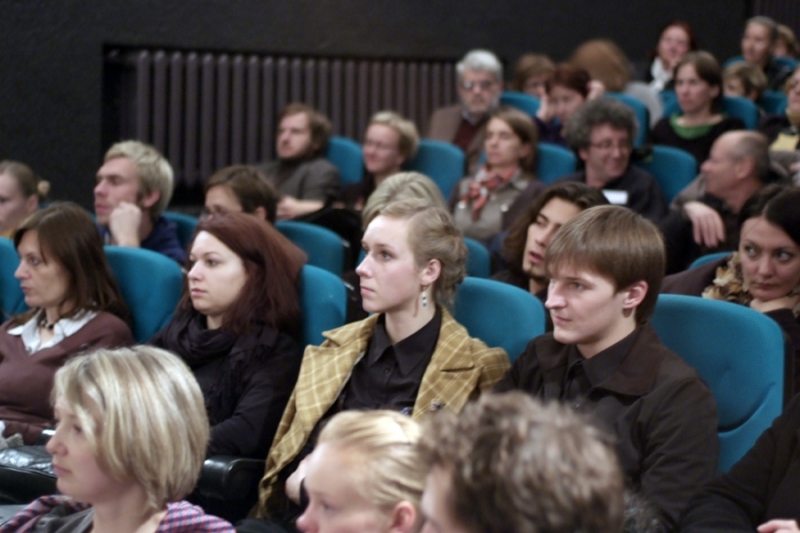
422;291;428;308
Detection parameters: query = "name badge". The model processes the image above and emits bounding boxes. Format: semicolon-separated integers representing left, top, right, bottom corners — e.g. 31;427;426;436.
603;189;629;205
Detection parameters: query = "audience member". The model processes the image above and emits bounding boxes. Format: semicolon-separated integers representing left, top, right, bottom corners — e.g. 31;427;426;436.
571;39;663;127
662;184;800;390
150;213;303;459
0;161;47;238
661;130;777;273
561;98;667;222
250;200;509;530
339;111;420;211
495;205;719;533
760;65;800;151
679;392;800;532
652;51;747;166
494;182;608;300
741;16;794;91
294;410;426;533
1;346;235;532
723;62;769;109
451;106;543;244
94;140;186;264
256;103;340;220
427;50;503;174
204;165;279;223
775;24;800;59
418;392;625;533
535;63;597;146
645;20;697;92
0;203;132;445
510;53;555;99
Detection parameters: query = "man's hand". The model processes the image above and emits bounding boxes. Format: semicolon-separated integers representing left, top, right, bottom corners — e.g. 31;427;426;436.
683;201;726;248
285;454;312;504
277;197;324;220
108;201;142;247
758;520;800;533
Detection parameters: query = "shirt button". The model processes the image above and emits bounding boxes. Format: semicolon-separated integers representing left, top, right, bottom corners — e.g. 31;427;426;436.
383;369;390;374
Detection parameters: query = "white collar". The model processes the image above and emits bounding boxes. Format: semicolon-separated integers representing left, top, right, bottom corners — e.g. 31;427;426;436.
8;309;98;354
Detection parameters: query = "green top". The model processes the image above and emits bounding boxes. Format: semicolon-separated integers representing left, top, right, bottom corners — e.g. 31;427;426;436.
669;113;729;140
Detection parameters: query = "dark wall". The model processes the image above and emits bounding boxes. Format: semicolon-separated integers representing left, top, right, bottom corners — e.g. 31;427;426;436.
1;0;747;206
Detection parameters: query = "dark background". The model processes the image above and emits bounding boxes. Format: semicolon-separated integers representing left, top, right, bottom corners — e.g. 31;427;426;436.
1;0;791;206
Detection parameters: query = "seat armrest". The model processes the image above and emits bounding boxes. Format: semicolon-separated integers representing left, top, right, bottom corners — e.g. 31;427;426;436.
195;456;265;501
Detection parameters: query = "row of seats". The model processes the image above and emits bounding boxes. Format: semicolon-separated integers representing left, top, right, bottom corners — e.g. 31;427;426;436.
0;232;787;474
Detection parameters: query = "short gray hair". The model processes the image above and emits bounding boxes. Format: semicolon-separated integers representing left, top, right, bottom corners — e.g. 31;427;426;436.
456;49;503;81
727;131;771;181
564;98;637;152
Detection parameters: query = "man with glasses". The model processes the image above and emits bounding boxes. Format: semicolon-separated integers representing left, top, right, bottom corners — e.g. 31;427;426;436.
559;98;667;223
427;49;504;174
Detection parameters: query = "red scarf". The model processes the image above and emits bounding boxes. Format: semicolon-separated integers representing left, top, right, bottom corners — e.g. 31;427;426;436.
459;166;517;220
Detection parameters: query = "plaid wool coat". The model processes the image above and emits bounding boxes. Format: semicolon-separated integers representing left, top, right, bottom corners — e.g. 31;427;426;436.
255;308;509;517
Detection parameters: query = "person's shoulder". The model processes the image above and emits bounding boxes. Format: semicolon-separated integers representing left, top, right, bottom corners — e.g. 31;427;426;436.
163;500;235;532
303;157;338;173
626;164;659;183
430;104;461;119
717;114;746;131
661;257;728;295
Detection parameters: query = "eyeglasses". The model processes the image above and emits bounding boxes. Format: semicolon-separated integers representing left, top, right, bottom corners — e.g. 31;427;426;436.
459;79;496;91
589;140;633;152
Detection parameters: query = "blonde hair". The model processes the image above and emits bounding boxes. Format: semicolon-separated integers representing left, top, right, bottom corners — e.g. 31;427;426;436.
52;346;209;512
104;140;174;220
361;172;446;229
377;199;467;305
368;111;420;160
317;411;425;517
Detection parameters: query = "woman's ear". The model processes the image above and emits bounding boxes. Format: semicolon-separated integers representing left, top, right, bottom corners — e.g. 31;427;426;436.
388;501;418;533
420;258;442;288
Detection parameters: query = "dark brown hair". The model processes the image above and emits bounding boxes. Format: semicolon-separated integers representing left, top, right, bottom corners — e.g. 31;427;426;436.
675;51;724;113
546;63;591;98
738;184;800;246
205;165;279;223
503;182;609;276
12;202;128;325
279;102;333;156
179;213;303;335
510;54;555;92
546;205;665;323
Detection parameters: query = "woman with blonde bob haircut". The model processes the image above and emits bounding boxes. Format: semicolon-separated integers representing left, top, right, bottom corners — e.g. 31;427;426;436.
3;345;234;532
296;410;426;533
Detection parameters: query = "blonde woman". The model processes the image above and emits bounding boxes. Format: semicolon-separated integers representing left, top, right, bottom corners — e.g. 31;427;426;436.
1;345;234;532
296;410;426;533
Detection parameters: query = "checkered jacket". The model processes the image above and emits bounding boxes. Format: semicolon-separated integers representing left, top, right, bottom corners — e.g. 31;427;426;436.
255;308;509;518
0;495;234;532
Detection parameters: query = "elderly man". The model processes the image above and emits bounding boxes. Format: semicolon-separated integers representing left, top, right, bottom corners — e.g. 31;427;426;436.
418;392;625;533
741;16;793;91
427;49;503;174
256;103;340;220
661;130;781;273
559;98;667;223
94;140;185;264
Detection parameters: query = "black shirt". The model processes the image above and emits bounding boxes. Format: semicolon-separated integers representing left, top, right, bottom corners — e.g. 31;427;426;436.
340;308;441;414
561;332;634;407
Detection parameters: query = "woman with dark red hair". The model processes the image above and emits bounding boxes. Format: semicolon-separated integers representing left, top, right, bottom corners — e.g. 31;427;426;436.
150;212;304;459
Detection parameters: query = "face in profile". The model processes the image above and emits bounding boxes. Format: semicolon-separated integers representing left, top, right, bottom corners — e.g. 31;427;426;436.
701;135;739;199
356;215;431;317
47;398;136;505
675;63;718;116
14;230;71;312
739;216;800;304
522;198;583;282
786;69;800;114
578;125;632;186
549;85;585;127
276;112;315;160
0;173;37;235
484;117;530;170
187;230;247;329
545;266;640;358
657;25;691;69
742;22;774;66
297;443;394;533
363;123;405;179
457;69;502;117
93;156;143;226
